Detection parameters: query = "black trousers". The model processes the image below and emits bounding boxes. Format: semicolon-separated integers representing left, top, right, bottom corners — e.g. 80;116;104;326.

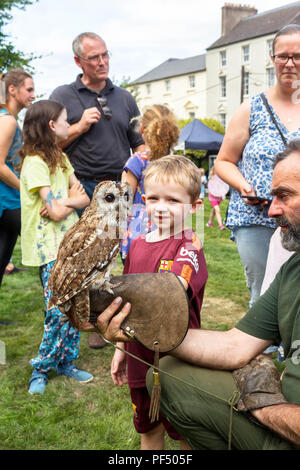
0;208;21;287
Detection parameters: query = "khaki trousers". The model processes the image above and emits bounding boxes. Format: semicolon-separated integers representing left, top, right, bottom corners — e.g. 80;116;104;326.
146;356;296;450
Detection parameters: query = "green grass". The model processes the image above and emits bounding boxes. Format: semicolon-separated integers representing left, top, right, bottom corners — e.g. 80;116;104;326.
0;198;250;450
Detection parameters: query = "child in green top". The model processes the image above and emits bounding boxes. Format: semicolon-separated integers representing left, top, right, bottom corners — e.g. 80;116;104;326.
19;99;91;395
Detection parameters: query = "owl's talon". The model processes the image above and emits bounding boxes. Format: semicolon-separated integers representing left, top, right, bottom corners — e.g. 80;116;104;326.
102;280;121;295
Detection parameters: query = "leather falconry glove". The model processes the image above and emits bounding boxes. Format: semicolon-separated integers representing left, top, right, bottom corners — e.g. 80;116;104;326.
233;355;288;412
68;272;190;423
94;272;190;423
89;272;190;353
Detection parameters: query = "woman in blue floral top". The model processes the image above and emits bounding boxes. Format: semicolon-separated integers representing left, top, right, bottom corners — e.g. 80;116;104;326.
215;24;300;308
120;105;179;262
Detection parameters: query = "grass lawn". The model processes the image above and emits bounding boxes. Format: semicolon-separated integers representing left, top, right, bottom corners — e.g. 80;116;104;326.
0;198;250;450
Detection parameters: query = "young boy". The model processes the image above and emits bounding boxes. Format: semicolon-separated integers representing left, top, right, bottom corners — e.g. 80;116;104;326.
111;155;208;450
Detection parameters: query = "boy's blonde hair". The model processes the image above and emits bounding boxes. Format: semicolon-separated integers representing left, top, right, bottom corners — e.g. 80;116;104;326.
143;155;201;202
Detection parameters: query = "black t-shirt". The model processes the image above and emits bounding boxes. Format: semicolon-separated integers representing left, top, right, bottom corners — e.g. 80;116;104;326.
50;76;144;179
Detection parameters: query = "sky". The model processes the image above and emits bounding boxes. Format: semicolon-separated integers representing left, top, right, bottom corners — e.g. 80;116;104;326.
3;0;298;97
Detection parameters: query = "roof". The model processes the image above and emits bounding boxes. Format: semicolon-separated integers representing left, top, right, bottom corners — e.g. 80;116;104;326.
131;54;206;85
207;1;300;50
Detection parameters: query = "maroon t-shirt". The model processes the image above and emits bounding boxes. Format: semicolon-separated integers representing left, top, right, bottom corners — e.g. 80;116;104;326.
123;229;208;388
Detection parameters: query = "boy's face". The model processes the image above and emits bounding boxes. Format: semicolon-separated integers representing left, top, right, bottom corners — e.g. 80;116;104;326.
143;176;194;237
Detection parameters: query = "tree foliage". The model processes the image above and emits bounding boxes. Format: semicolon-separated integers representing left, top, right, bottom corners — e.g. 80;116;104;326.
115;74;140;103
177;117;225;135
0;0;39;72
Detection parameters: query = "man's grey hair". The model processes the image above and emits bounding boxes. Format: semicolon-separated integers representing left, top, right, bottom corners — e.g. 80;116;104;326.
72;32;103;56
274;139;300;169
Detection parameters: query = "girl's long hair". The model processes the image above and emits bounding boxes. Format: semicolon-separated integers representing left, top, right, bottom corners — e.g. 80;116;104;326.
19;99;67;173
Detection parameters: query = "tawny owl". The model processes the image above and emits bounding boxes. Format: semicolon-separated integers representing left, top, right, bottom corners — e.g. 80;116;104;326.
47;180;132;328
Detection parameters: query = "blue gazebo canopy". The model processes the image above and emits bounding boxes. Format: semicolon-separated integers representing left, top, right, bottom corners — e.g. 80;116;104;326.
179;119;224;151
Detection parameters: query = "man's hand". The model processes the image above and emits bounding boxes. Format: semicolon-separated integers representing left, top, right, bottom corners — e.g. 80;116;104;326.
95;297;133;343
78;107;101;133
78;298;132;342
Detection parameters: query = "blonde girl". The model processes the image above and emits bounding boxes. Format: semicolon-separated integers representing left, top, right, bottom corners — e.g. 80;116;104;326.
206;165;229;230
120;104;179;261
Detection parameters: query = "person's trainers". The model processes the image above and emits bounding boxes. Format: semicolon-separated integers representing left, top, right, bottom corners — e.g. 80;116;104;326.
57;364;93;383
219;224;225;230
28;372;48;395
206;221;213;228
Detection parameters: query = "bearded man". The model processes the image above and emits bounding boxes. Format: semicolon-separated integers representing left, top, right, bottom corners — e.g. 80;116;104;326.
93;139;300;450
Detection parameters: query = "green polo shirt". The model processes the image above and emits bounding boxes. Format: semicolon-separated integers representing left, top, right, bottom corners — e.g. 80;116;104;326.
236;253;300;404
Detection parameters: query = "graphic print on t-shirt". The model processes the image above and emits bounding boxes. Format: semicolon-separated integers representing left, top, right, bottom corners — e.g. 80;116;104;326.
158;259;174;273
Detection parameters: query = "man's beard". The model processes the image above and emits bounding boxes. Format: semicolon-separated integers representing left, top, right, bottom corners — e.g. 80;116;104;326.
276;216;300;252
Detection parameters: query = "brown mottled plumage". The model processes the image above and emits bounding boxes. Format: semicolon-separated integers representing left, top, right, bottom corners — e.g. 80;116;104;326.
47;180;132;328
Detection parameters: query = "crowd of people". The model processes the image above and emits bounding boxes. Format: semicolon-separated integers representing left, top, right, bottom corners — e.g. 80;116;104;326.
1;24;300;450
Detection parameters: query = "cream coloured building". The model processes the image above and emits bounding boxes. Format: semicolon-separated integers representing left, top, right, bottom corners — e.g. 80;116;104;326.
206;2;300;128
130;2;300;128
130;55;206;120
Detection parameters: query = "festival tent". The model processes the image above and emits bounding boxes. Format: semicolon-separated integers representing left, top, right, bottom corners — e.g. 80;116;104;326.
178;119;224;152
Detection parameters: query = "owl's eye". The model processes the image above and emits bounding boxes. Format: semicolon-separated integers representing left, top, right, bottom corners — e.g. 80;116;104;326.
105;193;115;203
124;192;130;201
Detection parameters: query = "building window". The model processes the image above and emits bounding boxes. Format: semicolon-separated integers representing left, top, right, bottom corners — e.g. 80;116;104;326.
189;75;195;88
243;71;249;96
165;79;171;92
220;50;227;67
146;83;151;95
219;113;226;129
242;45;250;63
220;76;226;98
267;67;275;87
189;111;195;119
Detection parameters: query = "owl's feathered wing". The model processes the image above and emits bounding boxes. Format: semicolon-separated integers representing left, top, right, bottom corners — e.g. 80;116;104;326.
47;181;131;327
48;213;120;305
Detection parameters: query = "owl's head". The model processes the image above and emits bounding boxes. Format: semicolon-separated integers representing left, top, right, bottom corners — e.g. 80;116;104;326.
93;180;132;239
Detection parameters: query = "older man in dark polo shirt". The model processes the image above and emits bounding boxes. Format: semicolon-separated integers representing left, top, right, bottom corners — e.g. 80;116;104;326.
50;32;145;201
50;32;145;349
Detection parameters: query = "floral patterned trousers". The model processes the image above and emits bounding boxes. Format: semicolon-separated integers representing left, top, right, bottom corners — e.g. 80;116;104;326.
30;260;80;374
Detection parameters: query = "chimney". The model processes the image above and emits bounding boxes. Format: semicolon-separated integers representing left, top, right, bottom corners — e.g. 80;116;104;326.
222;3;257;36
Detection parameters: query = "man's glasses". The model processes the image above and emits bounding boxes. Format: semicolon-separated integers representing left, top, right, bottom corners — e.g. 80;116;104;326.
78;51;111;64
273;54;300;65
97;96;112;119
